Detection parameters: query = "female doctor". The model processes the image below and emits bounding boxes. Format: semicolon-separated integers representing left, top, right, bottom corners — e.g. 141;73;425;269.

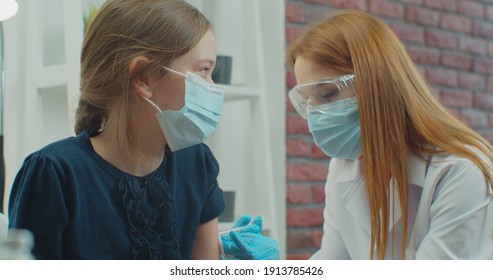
287;10;493;259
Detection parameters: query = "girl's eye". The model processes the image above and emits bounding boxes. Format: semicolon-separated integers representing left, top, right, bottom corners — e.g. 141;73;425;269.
199;68;211;78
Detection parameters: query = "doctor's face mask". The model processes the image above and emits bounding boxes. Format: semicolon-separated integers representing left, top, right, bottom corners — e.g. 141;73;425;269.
307;97;362;159
143;67;225;152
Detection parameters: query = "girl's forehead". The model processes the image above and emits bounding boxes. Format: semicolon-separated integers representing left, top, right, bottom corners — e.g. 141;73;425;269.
172;30;217;68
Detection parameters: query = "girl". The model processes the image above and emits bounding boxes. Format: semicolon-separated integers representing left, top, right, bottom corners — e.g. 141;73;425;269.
9;0;225;259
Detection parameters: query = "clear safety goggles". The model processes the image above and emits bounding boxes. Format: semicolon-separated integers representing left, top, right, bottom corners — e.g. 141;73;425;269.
288;74;355;119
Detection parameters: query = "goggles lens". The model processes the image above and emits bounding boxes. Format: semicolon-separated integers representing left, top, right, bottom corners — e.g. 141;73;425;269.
288;74;355;119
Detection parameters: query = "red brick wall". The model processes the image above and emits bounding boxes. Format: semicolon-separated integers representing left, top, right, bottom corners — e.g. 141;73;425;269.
285;0;493;259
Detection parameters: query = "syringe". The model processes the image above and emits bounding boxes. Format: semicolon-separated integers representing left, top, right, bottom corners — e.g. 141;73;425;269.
218;225;251;236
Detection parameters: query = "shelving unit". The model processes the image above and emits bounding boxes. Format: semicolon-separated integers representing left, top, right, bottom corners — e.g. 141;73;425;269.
23;0;84;154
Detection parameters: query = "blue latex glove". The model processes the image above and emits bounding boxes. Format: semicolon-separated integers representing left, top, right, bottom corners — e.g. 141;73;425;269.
228;231;280;260
219;215;261;259
219;215;279;260
229;215;262;234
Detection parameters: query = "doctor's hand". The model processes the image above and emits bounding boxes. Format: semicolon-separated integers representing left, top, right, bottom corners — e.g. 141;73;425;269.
219;215;261;259
219;215;280;260
228;215;262;234
226;231;280;260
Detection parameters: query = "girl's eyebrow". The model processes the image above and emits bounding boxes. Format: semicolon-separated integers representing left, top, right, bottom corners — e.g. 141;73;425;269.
197;58;215;65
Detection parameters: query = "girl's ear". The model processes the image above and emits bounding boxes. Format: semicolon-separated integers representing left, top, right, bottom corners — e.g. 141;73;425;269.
129;56;153;99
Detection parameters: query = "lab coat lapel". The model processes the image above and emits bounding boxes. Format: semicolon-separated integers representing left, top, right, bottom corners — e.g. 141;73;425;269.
407;151;427;187
336;159;372;234
338;159;411;235
342;177;372;234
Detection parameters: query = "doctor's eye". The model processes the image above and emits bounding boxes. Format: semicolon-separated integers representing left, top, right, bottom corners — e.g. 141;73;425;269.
321;89;339;100
314;84;340;103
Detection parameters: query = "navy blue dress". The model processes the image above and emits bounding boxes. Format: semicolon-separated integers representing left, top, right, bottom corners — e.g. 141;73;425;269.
8;131;225;259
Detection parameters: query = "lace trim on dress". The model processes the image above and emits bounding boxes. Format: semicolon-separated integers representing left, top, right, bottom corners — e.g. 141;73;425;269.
119;175;181;259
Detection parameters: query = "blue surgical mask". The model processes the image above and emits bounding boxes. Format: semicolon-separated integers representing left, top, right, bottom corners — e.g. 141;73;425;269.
144;68;225;152
307;97;361;159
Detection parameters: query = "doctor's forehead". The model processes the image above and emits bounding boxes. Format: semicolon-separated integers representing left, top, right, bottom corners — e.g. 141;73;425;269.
293;56;340;84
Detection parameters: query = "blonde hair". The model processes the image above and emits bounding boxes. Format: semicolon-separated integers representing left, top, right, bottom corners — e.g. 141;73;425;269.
288;10;493;259
77;0;211;137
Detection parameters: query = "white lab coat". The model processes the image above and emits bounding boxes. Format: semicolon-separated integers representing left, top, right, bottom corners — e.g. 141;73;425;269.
311;150;493;259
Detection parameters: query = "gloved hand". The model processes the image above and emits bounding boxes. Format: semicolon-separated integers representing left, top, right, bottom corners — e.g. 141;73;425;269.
219;215;261;259
227;215;262;235
219;215;279;260
227;231;280;260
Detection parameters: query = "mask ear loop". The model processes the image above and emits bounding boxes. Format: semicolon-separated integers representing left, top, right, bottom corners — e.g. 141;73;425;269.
162;66;187;78
142;97;163;113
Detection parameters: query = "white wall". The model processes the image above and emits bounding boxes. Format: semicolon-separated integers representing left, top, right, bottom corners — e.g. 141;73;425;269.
3;2;27;212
